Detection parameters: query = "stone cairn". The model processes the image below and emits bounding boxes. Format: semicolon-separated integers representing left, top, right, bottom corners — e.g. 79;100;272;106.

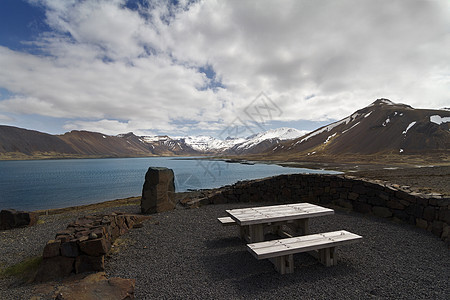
0;209;38;230
141;167;175;214
36;212;149;282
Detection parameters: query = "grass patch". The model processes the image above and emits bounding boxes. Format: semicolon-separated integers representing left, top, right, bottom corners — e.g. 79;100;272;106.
107;237;134;257
0;256;42;281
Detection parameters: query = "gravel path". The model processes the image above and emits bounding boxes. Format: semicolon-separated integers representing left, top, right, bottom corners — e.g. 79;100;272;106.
0;203;449;299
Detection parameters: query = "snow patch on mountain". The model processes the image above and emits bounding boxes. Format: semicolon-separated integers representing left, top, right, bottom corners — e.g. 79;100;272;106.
295;114;358;145
324;133;337;144
369;99;395;106
430;115;450;125
402;121;416;134
342;122;360;134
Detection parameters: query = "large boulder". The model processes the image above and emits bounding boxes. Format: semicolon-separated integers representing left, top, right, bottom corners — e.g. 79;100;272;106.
141;167;176;214
0;209;38;230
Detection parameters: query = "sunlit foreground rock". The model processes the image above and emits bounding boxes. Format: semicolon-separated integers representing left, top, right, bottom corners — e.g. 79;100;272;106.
0;209;38;230
32;272;135;300
35;213;149;282
141;167;175;214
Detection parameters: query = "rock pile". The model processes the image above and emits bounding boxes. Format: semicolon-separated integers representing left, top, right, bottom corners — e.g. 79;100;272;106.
35;212;149;282
0;209;38;230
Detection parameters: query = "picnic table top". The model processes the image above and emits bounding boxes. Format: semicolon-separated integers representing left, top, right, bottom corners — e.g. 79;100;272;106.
226;203;334;226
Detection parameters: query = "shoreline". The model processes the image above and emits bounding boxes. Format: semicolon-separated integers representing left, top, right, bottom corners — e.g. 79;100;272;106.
3;157;447;214
28;164;450;215
32;196;141;216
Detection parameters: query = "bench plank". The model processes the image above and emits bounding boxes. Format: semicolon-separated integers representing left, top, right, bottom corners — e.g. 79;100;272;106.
217;217;236;226
247;230;362;260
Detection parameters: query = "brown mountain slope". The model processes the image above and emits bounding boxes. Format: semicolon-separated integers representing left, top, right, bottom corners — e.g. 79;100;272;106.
269;99;449;158
0;126;202;160
57;131;153;157
0;125;76;156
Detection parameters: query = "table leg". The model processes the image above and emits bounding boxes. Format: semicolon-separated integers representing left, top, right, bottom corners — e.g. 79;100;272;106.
249;224;264;242
289;218;309;236
239;225;249;242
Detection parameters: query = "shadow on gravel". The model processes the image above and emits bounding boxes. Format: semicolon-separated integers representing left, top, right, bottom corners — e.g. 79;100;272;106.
228;263;361;297
201;246;359;282
203;237;243;249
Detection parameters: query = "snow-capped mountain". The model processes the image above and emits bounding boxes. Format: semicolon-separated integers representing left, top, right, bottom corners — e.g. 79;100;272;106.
137;128;307;155
182;136;245;152
268;99;450;157
229;128;309;154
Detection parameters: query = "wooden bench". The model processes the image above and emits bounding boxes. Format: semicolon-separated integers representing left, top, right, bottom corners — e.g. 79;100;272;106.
247;230;362;274
217;217;237;226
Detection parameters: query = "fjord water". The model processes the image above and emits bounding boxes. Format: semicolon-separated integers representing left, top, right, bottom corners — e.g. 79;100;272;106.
0;157;340;211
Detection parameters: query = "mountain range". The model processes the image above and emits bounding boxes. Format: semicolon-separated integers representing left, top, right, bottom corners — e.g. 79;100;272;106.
0;99;448;161
0;124;307;160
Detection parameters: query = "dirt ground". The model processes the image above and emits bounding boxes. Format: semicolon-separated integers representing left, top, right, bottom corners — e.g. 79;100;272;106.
352;165;450;196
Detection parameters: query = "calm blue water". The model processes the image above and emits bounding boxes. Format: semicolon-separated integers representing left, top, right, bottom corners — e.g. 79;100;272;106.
0;157;340;211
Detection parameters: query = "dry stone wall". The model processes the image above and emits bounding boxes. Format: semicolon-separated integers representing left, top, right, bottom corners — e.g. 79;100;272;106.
186;174;449;243
36;213;149;282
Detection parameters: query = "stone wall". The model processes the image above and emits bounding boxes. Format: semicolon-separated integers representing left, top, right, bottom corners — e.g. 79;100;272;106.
36;213;149;282
185;174;449;243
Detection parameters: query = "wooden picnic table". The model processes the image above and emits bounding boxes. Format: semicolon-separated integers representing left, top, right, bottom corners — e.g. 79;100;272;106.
226;203;334;243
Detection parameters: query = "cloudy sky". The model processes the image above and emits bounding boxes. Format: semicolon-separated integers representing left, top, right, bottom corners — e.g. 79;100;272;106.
0;0;449;137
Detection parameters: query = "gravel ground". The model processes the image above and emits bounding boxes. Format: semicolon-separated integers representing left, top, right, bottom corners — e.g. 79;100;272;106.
0;202;449;299
105;203;449;300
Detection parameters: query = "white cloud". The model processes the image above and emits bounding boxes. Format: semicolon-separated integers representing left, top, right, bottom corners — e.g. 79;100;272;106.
0;114;13;122
0;0;449;136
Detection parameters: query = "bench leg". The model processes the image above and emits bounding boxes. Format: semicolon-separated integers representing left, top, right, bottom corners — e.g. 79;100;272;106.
270;254;294;274
318;247;337;267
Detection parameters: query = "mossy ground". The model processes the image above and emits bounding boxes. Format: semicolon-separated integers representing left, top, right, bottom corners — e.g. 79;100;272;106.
0;256;42;282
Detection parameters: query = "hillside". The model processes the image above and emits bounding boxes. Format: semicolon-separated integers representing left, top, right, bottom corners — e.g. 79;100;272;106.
262;99;449;163
58;131;152;157
0;126;77;159
226;128;308;155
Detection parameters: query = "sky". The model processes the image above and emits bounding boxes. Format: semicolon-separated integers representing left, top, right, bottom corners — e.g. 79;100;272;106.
0;0;449;138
